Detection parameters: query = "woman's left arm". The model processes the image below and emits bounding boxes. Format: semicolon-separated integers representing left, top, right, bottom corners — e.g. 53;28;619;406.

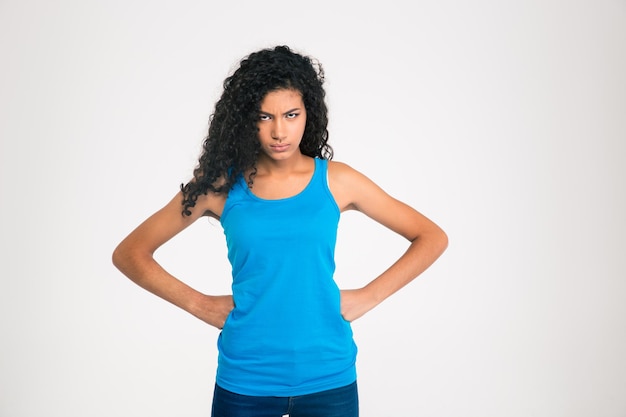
328;161;448;322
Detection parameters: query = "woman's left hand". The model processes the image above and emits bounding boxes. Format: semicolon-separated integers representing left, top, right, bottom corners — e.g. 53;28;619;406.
340;288;378;322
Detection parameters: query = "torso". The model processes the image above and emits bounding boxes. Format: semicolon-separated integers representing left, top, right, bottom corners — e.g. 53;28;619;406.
216;156;357;396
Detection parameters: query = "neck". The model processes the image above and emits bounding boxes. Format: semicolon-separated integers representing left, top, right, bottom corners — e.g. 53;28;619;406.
256;152;309;175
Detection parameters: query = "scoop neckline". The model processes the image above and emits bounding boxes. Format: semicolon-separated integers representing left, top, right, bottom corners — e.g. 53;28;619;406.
244;158;318;202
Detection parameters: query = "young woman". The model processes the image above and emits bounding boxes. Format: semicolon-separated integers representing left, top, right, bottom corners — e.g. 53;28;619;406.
112;45;447;417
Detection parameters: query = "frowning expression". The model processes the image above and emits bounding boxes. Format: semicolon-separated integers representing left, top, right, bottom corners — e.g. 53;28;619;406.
257;89;307;161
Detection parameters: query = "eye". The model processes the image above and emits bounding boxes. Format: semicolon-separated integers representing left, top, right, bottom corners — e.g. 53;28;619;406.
286;112;299;119
258;114;271;121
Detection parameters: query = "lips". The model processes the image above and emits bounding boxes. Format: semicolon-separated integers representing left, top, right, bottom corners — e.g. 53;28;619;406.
270;144;290;152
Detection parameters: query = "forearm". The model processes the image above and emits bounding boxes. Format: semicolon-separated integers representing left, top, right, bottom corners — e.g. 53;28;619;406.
112;249;206;317
364;228;448;304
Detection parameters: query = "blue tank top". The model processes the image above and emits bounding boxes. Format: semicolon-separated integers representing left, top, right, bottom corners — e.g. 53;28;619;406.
218;157;357;396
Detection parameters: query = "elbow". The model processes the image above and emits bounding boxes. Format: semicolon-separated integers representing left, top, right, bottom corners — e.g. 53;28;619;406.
112;240;154;285
419;224;448;258
437;228;449;255
111;243;126;272
112;241;136;275
408;225;448;258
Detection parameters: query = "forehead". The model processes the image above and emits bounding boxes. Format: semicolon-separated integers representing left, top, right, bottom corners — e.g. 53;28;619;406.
260;89;304;109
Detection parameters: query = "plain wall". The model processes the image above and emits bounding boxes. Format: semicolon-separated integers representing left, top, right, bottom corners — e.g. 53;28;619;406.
1;1;625;416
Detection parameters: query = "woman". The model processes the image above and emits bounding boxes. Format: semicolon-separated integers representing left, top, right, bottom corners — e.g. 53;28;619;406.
112;45;447;417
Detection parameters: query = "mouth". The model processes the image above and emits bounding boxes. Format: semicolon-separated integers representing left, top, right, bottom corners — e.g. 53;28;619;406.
270;144;290;152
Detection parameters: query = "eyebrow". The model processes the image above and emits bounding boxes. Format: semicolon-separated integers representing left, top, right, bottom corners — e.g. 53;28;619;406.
259;107;302;117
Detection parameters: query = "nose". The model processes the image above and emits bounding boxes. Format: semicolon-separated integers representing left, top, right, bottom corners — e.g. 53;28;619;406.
271;119;286;141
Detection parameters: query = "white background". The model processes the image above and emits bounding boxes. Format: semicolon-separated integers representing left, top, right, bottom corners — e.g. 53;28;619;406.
1;1;625;416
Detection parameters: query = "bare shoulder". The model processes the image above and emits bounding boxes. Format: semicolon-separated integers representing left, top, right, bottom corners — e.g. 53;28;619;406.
327;160;355;211
327;160;365;184
327;160;385;212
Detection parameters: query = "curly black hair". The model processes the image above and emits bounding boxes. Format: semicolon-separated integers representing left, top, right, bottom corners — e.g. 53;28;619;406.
180;45;333;216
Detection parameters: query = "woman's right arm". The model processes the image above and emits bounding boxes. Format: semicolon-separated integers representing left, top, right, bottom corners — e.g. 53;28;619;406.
111;191;233;329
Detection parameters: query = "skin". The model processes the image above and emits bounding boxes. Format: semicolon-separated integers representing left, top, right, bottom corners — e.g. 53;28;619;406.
112;88;448;330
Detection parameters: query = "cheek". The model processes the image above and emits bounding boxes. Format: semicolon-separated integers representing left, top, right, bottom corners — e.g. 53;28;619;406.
256;126;270;141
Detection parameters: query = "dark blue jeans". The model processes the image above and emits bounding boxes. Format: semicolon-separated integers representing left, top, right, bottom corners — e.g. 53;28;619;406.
211;381;359;417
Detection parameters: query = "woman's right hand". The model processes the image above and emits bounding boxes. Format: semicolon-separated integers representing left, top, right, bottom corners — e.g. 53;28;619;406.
192;294;234;329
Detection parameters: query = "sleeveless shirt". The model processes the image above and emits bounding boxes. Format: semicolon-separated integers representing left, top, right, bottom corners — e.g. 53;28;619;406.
218;157;357;396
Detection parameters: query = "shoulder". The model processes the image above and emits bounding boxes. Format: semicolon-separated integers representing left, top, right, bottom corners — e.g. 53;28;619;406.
327;160;383;211
327;160;360;181
327;160;378;189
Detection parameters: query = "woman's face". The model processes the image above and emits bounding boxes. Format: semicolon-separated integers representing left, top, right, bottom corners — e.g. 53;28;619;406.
257;88;307;162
